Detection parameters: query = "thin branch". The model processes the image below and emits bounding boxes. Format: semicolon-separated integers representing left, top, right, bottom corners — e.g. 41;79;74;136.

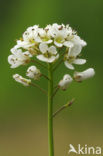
53;47;67;71
52;86;59;98
42;73;50;81
53;85;58;90
30;82;47;95
53;98;75;118
31;60;47;70
53;59;63;71
53;51;66;71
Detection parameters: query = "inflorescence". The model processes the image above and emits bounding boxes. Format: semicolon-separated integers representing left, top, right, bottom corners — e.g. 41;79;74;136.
8;23;95;89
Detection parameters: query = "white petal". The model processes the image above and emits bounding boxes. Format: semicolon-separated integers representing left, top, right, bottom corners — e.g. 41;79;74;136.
54;41;63;47
63;41;73;48
11;45;20;54
48;46;57;54
64;61;74;70
17;40;34;49
37;55;57;63
35;36;42;43
36;55;47;62
44;40;53;44
59;74;73;90
39;43;48;53
38;28;46;37
23;51;32;57
69;44;82;57
47;56;58;63
73;59;86;65
73;35;87;47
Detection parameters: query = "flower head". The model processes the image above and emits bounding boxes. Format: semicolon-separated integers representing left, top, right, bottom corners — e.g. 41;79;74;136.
26;66;41;80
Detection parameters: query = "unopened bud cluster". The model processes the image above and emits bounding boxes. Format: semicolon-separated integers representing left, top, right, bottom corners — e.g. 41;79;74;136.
58;68;95;90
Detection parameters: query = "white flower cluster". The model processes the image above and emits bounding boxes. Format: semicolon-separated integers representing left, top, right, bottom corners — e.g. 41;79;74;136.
8;23;95;86
8;23;87;67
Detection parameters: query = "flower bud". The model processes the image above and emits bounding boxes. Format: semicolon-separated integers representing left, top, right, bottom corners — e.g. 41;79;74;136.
58;74;73;90
26;66;41;80
13;74;31;86
74;68;95;82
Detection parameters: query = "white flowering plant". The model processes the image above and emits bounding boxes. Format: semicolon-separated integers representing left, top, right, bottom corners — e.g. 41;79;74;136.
8;23;95;156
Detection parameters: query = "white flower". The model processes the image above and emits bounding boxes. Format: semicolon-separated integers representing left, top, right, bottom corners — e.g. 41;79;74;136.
37;43;59;63
8;47;32;68
47;23;72;47
13;74;31;86
23;25;39;41
18;25;39;49
17;40;35;49
26;66;41;80
17;26;53;51
71;35;87;47
58;74;73;90
64;36;87;70
74;68;95;82
36;28;53;44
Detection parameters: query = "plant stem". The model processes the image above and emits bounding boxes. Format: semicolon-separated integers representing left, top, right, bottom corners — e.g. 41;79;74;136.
30;82;47;95
48;63;54;156
53;59;63;71
52;86;59;98
42;73;50;81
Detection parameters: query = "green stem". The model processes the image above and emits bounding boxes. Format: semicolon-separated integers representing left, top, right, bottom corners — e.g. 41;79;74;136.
48;63;54;156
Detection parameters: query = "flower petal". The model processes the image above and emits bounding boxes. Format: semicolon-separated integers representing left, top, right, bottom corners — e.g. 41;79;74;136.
69;44;82;57
35;36;42;43
48;46;57;54
63;41;73;48
39;43;48;53
37;55;58;63
73;35;87;47
64;61;74;70
17;40;34;49
44;40;53;44
73;59;86;65
54;41;63;47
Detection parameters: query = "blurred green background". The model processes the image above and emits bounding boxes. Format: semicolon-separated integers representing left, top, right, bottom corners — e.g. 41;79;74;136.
0;0;103;155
